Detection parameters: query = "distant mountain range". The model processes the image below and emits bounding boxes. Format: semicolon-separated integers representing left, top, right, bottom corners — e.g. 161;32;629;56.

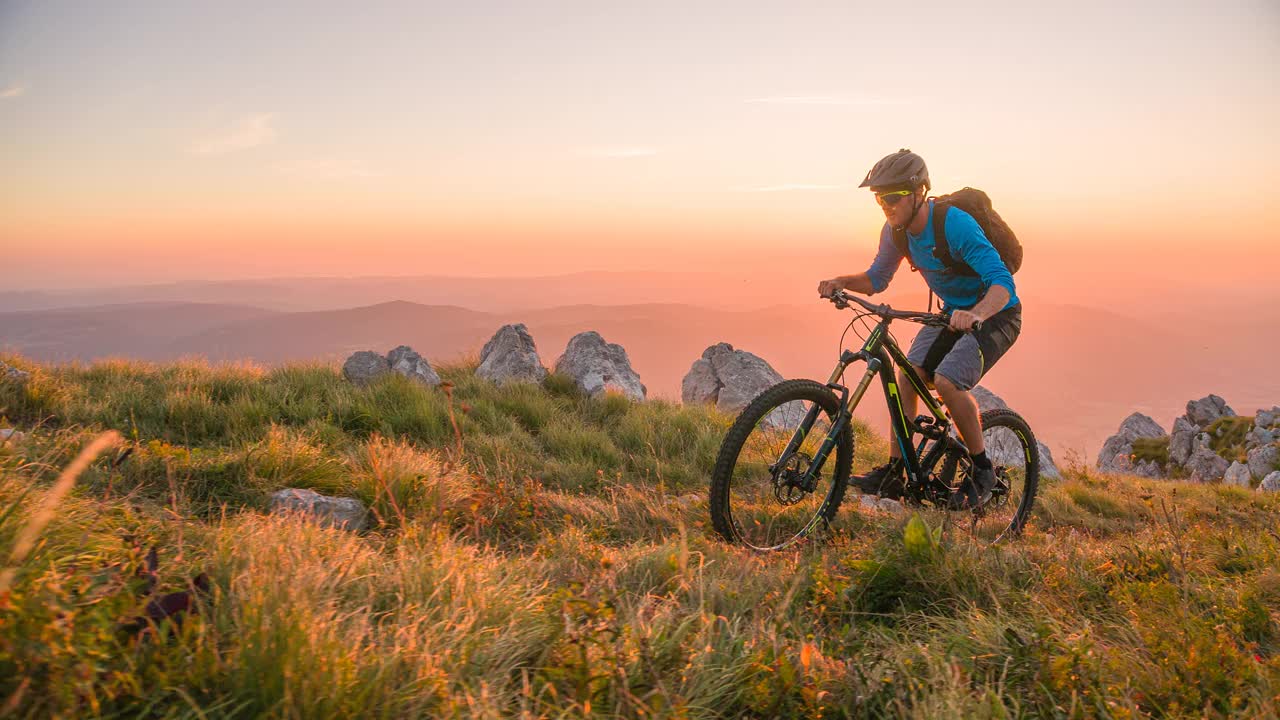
3;293;1278;460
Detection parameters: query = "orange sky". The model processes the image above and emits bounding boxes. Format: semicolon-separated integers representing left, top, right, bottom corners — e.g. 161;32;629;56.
2;1;1278;291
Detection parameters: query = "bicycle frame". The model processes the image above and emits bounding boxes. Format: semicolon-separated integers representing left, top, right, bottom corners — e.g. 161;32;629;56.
783;317;967;495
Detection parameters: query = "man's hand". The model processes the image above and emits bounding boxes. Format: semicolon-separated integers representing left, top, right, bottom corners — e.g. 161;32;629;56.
950;308;982;332
817;277;847;298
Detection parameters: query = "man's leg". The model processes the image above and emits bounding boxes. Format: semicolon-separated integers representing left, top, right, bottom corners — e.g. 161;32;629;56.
934;374;983;454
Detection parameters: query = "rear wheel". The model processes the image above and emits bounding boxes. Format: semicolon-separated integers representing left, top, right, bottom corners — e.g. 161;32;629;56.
709;380;853;550
962;408;1040;541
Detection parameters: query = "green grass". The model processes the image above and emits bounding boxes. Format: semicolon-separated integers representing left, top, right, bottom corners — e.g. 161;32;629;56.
2;354;1278;718
1207;415;1256;464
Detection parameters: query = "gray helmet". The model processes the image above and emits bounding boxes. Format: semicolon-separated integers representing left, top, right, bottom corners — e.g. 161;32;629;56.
858;148;929;190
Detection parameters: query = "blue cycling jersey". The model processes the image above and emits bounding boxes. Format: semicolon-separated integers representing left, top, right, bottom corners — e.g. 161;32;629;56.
864;200;1018;312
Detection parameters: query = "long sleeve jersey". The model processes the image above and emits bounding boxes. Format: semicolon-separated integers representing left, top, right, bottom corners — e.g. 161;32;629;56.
864;200;1018;312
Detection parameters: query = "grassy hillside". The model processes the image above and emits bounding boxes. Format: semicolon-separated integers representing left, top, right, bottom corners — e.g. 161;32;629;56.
1;355;1278;718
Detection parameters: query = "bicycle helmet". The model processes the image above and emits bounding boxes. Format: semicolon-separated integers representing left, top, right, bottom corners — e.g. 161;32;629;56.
859;149;930;191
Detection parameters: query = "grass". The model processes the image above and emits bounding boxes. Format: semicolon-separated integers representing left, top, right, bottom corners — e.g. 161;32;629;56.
1;353;1278;718
1207;416;1257;464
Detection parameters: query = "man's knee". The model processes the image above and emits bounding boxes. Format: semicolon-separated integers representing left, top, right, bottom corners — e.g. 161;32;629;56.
933;373;961;396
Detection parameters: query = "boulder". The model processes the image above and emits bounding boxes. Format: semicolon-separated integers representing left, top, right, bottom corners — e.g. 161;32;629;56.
0;361;29;386
387;345;441;386
1185;394;1234;429
1224;461;1252;488
342;351;391;386
1114;454;1165;479
1185;446;1230;483
1168;416;1198;466
858;494;905;514
1255;406;1279;429
1096;412;1166;473
476;324;547;385
268;488;369;531
1245;425;1275;450
971;385;1009;411
554;331;645;401
0;428;24;443
1247;444;1279;481
1260;471;1280;492
971;385;1060;479
682;343;803;428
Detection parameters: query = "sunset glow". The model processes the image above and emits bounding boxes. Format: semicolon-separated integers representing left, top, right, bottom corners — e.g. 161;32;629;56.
2;1;1277;289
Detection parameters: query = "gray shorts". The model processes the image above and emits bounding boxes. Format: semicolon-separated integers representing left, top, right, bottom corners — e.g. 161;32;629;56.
906;303;1022;391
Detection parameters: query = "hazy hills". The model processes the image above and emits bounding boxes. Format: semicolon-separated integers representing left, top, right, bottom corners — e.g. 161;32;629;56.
3;292;1278;459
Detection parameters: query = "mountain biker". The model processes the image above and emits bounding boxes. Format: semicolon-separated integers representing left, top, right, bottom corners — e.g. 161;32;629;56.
816;149;1022;511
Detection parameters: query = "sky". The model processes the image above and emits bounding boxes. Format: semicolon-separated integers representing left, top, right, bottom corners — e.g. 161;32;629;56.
1;0;1278;292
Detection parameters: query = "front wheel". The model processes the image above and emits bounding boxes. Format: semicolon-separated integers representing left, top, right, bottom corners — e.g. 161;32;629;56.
965;407;1041;542
709;379;853;550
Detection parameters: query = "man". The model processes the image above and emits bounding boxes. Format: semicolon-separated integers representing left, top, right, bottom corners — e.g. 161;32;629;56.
816;149;1021;510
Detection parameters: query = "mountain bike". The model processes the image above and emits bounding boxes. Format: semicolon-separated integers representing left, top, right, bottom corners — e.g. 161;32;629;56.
709;290;1039;551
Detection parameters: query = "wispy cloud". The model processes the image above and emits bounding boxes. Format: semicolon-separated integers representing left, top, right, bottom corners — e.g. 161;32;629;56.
1;84;26;99
734;183;848;192
273;157;378;182
190;113;277;155
745;95;904;106
582;146;658;159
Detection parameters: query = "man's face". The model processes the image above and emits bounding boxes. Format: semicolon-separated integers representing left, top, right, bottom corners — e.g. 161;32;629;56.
874;186;920;227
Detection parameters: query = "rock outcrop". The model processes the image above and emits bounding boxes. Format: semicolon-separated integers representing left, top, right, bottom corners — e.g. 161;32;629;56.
342;346;440;387
1096;413;1167;474
0;361;29;386
342;351;392;386
682;343;803;429
1247;444;1279;482
1168;416;1198;466
1260;471;1280;492
971;385;1060;479
1223;461;1252;488
476;324;547;385
1185;394;1234;427
554;331;645;401
387;345;442;386
268;488;369;531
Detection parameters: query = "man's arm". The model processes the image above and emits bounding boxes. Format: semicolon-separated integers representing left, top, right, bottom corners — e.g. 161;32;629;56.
818;224;902;297
818;272;876;297
951;285;1010;331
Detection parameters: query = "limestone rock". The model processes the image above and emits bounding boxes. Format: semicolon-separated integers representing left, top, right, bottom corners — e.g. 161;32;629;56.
971;385;1009;412
387;345;441;386
1224;461;1252;488
1185;446;1230;483
1247;444;1279;481
858;494;905;513
1255;406;1279;429
342;351;391;386
1115;454;1165;479
1245;425;1275;450
1169;416;1198;466
0;361;29;386
0;428;25;443
682;343;802;429
476;324;547;385
1096;412;1166;473
1185;394;1234;428
970;385;1060;479
268;488;369;531
554;331;645;401
1259;471;1280;492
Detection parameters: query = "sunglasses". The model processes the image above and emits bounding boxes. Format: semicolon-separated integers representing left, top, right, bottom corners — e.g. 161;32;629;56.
875;189;914;206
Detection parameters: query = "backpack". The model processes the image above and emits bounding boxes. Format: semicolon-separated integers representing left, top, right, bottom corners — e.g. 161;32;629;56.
891;187;1022;277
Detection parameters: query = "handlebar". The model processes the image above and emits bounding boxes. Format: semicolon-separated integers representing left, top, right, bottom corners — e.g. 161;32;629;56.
827;289;982;333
